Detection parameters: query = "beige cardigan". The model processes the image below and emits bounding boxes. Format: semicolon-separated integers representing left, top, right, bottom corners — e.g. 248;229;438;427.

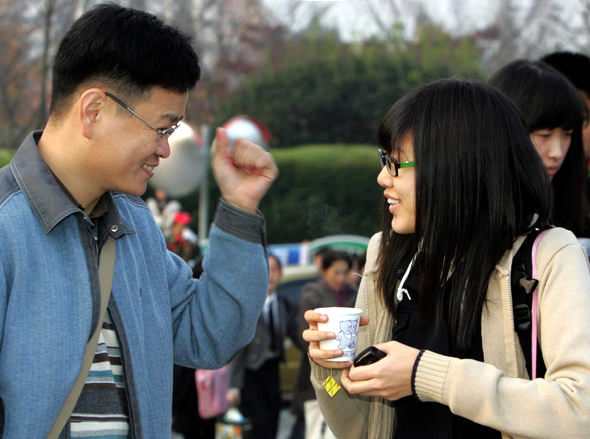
310;228;590;438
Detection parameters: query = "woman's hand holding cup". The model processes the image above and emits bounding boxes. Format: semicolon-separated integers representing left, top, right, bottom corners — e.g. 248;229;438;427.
303;308;369;368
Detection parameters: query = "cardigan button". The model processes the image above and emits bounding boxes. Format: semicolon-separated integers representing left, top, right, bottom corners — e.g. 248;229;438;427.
110;225;119;233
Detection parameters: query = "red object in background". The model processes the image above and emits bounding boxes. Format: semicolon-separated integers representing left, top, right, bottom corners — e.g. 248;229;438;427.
174;211;192;225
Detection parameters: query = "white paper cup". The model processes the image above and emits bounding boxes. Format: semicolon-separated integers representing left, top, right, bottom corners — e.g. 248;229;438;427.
315;307;362;361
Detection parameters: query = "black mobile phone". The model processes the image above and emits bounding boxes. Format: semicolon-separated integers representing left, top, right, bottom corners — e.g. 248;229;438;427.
353;346;386;367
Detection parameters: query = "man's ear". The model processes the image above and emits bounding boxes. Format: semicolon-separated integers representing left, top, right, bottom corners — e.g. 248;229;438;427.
78;88;106;139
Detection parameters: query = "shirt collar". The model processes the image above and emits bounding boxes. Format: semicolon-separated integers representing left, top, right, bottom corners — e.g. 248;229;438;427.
10;131;132;236
53;172;110;223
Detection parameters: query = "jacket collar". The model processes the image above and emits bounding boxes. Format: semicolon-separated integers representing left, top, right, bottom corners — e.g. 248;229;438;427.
10;131;132;237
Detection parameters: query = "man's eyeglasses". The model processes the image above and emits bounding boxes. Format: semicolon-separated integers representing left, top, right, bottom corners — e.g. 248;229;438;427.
105;92;180;138
378;149;415;177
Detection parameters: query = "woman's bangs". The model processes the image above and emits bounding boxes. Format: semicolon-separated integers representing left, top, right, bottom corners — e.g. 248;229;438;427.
378;105;413;156
529;77;586;130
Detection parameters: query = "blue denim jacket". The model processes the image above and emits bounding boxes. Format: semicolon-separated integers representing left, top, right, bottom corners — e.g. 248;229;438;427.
0;132;268;438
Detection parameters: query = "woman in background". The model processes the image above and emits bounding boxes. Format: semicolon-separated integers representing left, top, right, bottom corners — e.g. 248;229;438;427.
489;59;590;242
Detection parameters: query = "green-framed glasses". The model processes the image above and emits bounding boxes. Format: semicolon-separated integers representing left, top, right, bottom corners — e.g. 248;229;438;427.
378;149;415;177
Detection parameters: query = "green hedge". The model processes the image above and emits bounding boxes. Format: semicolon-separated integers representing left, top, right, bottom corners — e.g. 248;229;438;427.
0;149;14;167
261;144;383;242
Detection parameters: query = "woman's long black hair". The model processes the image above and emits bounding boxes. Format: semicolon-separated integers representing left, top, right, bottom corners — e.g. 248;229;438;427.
489;59;588;237
376;78;551;353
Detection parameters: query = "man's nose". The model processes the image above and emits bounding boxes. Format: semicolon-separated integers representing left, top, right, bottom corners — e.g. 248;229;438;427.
157;137;171;159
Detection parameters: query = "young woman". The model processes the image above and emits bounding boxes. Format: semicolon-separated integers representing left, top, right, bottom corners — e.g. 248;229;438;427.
489;59;590;240
302;79;590;438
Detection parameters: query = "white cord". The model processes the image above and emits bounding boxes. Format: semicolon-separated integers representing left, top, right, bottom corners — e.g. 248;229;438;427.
396;254;416;302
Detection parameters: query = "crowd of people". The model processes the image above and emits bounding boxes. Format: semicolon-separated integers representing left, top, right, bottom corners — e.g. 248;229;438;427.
0;3;589;439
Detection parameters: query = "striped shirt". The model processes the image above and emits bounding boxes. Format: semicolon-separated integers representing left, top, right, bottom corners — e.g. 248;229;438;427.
56;174;130;437
70;310;130;438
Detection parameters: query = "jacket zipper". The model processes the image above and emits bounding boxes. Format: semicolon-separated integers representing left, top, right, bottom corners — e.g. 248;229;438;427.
505;274;520;378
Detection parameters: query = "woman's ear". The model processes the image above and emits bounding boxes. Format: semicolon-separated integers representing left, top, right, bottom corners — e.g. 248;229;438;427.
78;88;106;139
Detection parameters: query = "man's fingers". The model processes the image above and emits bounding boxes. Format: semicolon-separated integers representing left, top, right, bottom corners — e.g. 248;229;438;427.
211;129;277;212
232;139;275;172
213;127;230;159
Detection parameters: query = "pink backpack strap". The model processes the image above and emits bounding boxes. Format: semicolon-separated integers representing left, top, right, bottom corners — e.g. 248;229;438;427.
531;229;549;379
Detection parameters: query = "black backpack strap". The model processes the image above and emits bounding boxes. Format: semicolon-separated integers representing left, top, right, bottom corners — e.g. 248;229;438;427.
510;226;550;378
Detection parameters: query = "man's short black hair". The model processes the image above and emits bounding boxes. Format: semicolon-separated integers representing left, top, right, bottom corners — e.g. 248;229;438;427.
50;3;201;116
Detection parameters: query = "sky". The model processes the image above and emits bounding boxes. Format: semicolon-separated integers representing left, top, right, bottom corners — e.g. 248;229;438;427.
264;0;587;52
264;0;502;41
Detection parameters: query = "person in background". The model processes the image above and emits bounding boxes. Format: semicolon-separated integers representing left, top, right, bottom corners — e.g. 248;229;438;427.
489;59;590;244
293;250;356;439
312;246;332;273
541;51;590;254
167;211;200;268
172;261;215;439
285;248;335;439
303;78;590;439
0;4;277;437
347;252;366;290
146;188;181;239
227;253;299;439
541;51;590;167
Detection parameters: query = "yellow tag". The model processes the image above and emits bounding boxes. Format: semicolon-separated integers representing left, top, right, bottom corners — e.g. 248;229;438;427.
323;375;341;398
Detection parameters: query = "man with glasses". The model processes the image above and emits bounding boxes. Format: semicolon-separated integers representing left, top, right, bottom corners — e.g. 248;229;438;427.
0;4;277;438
